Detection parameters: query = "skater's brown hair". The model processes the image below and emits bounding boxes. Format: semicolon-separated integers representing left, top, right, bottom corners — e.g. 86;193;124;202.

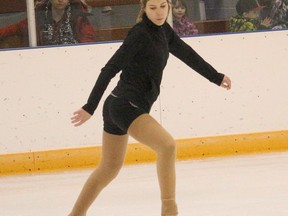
136;0;171;23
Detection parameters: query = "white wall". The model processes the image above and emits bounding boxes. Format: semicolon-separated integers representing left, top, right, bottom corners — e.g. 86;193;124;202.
1;30;288;154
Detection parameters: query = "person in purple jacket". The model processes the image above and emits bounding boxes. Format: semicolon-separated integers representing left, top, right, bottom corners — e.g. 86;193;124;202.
172;0;198;36
69;0;231;215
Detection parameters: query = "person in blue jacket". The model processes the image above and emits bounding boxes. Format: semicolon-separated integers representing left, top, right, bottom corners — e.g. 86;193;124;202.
69;0;231;215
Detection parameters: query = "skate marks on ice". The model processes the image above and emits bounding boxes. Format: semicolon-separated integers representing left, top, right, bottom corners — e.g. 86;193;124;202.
0;152;287;216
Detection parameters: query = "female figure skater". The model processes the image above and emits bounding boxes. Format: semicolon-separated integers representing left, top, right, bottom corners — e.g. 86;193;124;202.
69;0;231;215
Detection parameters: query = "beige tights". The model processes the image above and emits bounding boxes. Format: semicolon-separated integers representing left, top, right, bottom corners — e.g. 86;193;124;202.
68;132;128;216
162;199;178;216
128;114;178;216
69;114;178;216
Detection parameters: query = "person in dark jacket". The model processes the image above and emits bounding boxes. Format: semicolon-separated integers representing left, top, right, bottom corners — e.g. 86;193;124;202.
0;0;96;47
69;0;231;215
229;0;272;32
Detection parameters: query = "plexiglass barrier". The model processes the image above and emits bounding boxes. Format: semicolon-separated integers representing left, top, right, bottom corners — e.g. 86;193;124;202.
0;0;287;50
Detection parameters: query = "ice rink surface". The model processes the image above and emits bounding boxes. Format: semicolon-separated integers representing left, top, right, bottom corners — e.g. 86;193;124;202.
1;152;288;216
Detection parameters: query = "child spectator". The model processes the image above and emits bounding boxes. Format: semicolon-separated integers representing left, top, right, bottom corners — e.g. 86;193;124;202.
0;0;96;47
229;0;272;32
172;0;198;36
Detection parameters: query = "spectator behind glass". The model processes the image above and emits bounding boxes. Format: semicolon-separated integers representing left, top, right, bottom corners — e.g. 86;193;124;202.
229;0;272;32
0;0;96;47
172;0;198;36
269;0;288;29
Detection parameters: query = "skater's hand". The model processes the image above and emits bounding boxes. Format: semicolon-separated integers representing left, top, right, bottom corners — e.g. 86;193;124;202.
71;108;91;127
220;75;232;90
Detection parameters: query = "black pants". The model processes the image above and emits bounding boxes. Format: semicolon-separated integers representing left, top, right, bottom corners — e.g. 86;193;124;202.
102;95;148;135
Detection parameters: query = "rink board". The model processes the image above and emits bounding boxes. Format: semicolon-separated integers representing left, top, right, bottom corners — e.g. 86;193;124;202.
1;130;287;175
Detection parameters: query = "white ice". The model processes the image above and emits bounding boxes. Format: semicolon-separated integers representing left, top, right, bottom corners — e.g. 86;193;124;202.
1;152;288;216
